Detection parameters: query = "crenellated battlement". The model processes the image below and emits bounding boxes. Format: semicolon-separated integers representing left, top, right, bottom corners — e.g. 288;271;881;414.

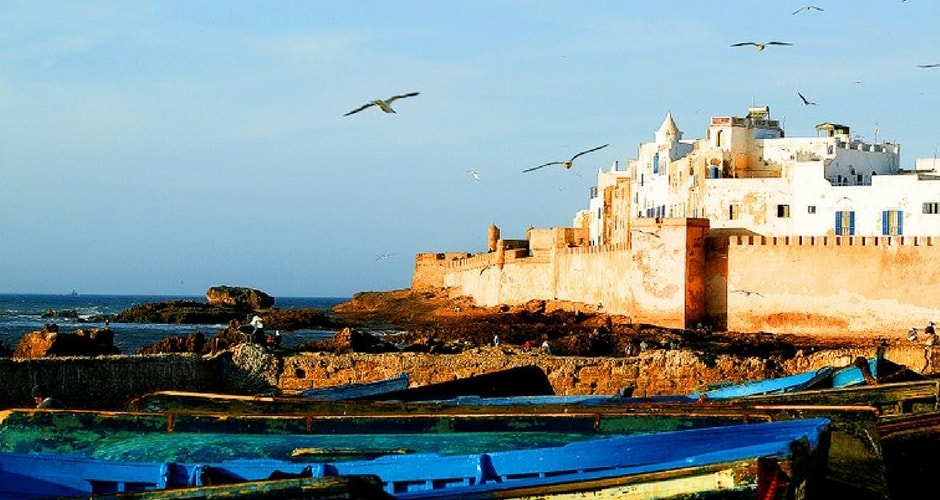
726;235;939;247
563;242;631;255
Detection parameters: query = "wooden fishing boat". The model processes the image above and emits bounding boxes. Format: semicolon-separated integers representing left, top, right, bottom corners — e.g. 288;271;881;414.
297;372;409;400
125;359;868;415
87;475;392;499
0;418;831;500
128;365;556;413
0;402;882;497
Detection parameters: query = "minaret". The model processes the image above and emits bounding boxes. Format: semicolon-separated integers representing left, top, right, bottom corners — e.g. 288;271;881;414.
655;112;681;144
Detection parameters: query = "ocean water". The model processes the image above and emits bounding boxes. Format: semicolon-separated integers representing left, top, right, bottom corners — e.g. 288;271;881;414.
0;294;349;355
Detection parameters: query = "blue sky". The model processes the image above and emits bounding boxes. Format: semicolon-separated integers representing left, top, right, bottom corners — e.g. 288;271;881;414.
2;1;938;298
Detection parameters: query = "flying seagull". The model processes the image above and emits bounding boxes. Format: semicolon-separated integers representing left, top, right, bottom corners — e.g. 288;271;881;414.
344;92;420;116
798;92;817;106
522;144;609;173
792;5;824;15
917;63;940;69
730;41;793;51
466;168;481;181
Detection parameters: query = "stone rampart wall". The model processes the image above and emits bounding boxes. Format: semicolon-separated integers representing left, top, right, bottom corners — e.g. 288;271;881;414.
2;346;936;409
440;219;699;328
278;346;930;396
423;218;940;334
721;235;940;335
0;353;221;410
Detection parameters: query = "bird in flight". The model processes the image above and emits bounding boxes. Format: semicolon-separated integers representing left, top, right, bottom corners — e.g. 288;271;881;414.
374;253;397;261
344;92;420;116
466;169;481;181
798;92;817;106
523;144;609;173
730;41;792;51
792;5;823;15
917;63;940;69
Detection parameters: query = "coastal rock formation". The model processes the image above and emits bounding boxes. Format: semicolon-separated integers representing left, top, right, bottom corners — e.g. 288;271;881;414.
205;285;274;311
13;325;121;358
112;300;239;324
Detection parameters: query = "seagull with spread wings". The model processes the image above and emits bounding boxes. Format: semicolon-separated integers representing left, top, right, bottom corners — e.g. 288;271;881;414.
466;168;481;181
798;92;817;106
730;41;793;51
917;63;940;69
792;5;824;15
522;144;609;173
344;92;420;116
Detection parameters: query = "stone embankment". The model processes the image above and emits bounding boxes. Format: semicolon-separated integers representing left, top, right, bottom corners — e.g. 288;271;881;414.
3;342;934;410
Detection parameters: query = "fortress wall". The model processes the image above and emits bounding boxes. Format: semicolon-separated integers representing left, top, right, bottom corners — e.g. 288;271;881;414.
413;253;463;290
438;219;701;329
0;353;219;409
723;235;940;335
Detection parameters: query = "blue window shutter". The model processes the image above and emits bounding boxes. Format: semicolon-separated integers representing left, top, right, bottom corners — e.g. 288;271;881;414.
899;211;904;235
835;211;842;234
849;211;856;235
653;153;659;174
882;211;889;235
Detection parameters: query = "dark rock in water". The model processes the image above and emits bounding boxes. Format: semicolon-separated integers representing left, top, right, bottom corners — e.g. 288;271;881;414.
40;308;78;319
205;285;274;311
13;327;121;358
112;300;239;324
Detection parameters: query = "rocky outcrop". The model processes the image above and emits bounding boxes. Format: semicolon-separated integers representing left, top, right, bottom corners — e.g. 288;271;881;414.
205;285;274;311
13;325;121;358
112;300;239;324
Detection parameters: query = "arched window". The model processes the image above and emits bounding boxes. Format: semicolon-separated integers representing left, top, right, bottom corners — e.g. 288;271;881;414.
715;130;724;148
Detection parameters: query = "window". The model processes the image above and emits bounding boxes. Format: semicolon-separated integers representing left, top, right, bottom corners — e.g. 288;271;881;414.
807;205;817;214
923;202;940;214
835;211;855;236
729;204;740;220
652;153;659;174
777;204;790;218
883;210;903;236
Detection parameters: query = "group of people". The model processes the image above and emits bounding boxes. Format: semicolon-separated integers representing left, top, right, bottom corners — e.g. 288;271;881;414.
509;337;552;354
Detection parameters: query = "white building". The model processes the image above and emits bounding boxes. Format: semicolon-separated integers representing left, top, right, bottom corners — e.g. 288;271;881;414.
579;106;940;243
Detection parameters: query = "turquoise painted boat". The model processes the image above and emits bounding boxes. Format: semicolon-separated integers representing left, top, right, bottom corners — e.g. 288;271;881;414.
0;418;831;500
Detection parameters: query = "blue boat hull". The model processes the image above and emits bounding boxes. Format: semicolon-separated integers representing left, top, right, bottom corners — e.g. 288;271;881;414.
0;418;830;499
